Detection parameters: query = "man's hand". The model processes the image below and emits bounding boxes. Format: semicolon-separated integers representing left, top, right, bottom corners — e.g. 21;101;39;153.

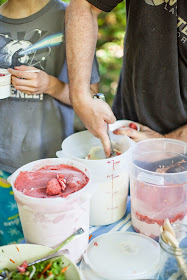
8;65;49;95
113;123;164;142
73;96;116;157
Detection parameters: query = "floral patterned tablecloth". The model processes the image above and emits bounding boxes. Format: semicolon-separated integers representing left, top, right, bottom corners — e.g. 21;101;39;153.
0;170;23;245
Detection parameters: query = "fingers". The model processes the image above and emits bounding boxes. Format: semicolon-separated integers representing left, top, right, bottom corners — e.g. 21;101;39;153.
95;99;116;124
14;65;37;71
113;125;158;143
113;127;141;141
98;129;111;158
8;68;38;80
86;121;111;157
11;76;39;92
11;85;38;94
92;102;115;156
11;74;36;84
113;127;135;136
104;109;116;124
73;97;115;157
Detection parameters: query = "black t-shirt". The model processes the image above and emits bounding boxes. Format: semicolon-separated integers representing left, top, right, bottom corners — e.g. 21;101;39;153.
87;0;187;134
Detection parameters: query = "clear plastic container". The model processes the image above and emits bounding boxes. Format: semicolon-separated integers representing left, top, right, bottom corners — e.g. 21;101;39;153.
159;223;187;279
57;130;135;226
9;158;93;263
80;232;160;280
130;139;187;240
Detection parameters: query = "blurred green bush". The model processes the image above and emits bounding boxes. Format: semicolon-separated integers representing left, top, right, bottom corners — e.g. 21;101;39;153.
0;0;126;106
97;2;126;105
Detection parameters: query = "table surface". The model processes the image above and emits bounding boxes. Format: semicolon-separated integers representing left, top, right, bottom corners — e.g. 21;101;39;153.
5;196;182;280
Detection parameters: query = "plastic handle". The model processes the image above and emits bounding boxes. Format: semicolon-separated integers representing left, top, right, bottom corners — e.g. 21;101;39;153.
56;150;69;159
137;172;164;186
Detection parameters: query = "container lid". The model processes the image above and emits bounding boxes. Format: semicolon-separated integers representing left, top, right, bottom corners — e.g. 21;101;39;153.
81;232;160;280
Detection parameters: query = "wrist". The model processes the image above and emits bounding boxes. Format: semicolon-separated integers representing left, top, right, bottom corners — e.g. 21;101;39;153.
45;75;55;96
70;88;93;107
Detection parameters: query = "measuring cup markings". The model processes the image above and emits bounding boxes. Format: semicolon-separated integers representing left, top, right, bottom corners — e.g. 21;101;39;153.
106;173;121;221
107;174;120;179
107;159;120;171
107;206;119;210
106;159;122;221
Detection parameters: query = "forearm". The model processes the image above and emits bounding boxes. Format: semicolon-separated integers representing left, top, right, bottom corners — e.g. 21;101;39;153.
46;74;98;105
65;0;116;156
65;0;101;106
45;75;71;105
165;124;187;142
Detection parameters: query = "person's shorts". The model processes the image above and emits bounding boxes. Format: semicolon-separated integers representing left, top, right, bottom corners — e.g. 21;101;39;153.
0;170;23;245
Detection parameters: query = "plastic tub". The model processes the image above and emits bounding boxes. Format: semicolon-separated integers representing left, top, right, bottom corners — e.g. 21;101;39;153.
57;130;135;226
0;69;11;99
9;158;93;263
130;138;187;240
80;232;160;280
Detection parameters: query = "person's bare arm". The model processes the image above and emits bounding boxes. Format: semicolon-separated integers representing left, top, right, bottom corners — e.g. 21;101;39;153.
166;124;187;142
8;65;98;106
65;0;116;157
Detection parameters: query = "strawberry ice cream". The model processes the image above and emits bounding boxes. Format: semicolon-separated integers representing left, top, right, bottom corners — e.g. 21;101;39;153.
14;164;89;198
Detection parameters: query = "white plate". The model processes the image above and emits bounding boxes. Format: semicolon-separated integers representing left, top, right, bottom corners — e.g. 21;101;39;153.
0;244;81;280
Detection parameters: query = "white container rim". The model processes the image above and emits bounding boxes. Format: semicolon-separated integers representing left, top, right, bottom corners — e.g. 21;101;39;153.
61;130;135;163
131;138;187;177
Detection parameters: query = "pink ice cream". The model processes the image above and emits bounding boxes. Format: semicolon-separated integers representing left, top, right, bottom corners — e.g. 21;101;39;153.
14;164;89;198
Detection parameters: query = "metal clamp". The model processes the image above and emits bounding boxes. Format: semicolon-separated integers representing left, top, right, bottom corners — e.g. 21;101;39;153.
93;93;106;102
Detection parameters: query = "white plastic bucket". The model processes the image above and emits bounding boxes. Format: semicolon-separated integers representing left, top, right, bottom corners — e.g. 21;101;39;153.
10;158;93;263
57;129;135;226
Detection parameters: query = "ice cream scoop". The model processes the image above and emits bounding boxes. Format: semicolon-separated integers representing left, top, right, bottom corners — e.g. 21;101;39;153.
49;227;84;255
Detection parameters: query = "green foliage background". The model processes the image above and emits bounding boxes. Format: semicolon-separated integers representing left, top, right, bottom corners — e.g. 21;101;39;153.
97;2;126;105
0;0;126;106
